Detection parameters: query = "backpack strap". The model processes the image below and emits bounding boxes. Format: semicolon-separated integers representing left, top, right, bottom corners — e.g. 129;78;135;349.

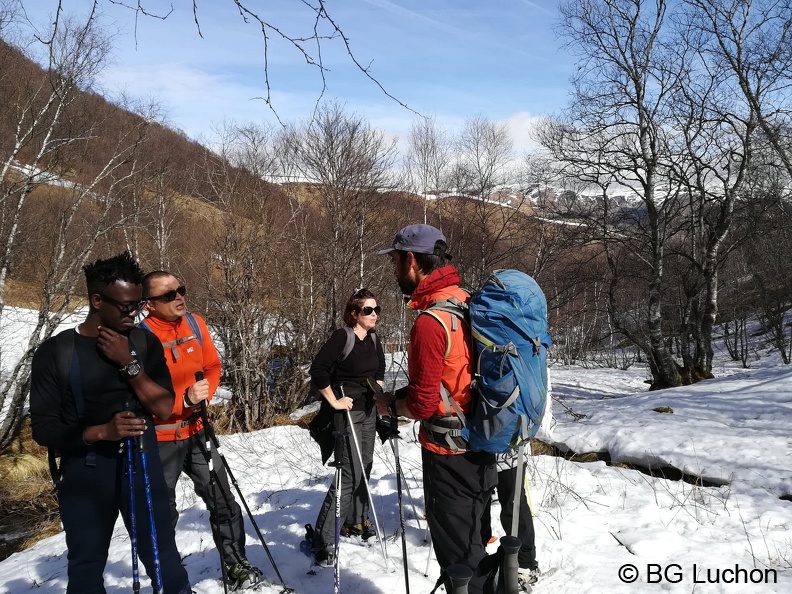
422;298;468;357
184;312;203;346
422;311;452;358
50;329;94;485
510;434;528;537
338;327;378;362
339;326;356;361
139;315;196;360
418;305;470;451
55;330;85;418
128;327;148;365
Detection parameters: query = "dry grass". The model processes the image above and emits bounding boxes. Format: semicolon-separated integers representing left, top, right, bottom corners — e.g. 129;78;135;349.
0;420;62;561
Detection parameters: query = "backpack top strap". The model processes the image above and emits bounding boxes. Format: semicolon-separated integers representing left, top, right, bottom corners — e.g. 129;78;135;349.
422;310;452;358
184;312;203;346
128;327;148;366
55;330;85;418
50;329;88;485
340;326;356;362
139;317;192;359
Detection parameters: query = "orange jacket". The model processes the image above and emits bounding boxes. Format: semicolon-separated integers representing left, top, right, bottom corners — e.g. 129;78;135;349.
406;267;473;455
142;313;222;441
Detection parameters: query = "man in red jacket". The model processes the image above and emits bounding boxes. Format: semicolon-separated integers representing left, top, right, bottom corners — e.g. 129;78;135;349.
142;271;262;591
375;224;497;594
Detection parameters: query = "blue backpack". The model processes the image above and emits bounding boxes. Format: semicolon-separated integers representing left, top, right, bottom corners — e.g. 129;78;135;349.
427;269;552;454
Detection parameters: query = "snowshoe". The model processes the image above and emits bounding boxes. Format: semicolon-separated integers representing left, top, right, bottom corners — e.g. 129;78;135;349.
226;558;266;591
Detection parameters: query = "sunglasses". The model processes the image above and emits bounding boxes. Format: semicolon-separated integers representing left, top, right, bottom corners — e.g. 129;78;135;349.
99;294;147;316
146;285;186;303
360;305;381;316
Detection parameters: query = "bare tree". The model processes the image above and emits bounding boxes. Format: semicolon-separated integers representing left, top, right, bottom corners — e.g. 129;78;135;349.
541;0;693;389
34;0;417;117
282;102;396;330
404;116;452;223
0;9;154;449
442;115;528;286
664;0;792;379
197;124;294;430
0;8;111;322
683;0;792;178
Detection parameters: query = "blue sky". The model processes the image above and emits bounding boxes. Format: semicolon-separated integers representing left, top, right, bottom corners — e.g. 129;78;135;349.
20;1;576;151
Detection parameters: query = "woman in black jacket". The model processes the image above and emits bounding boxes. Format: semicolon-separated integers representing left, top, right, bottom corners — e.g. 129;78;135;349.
309;288;386;566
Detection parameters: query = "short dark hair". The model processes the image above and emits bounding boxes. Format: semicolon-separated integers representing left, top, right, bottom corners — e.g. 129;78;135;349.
83;251;144;296
343;288;377;327
396;239;451;275
142;270;175;298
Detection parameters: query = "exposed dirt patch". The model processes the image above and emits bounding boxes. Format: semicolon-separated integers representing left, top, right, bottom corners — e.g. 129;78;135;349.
0;420;61;561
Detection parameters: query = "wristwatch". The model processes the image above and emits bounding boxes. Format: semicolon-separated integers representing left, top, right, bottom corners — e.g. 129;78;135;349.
120;359;142;379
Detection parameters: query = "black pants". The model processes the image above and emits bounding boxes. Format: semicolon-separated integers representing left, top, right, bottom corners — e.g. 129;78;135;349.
159;428;246;567
313;407;376;549
58;426;191;594
481;465;538;570
423;448;497;594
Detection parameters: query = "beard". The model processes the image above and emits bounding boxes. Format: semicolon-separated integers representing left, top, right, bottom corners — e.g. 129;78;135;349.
398;277;418;296
395;257;419;296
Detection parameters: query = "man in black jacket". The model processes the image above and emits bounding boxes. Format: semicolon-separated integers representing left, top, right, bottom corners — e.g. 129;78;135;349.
30;252;191;594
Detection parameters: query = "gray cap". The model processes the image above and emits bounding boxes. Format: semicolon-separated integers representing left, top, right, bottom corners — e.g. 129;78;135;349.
378;224;447;256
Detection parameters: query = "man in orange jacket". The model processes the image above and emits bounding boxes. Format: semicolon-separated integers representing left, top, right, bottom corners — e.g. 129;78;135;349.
142;271;262;591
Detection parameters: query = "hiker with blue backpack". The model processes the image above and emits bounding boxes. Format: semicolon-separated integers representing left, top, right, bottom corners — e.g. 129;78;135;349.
377;223;553;594
375;224;498;594
29;252;191;594
307;288;387;567
141;271;264;591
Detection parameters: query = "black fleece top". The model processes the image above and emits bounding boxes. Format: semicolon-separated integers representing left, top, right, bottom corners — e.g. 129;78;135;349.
309;328;386;407
30;329;174;455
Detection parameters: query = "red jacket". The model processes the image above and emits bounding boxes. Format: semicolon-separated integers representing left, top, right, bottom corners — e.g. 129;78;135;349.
143;313;222;441
405;265;473;455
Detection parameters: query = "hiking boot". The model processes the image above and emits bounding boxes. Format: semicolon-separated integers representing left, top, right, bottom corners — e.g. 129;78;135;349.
314;548;335;568
518;566;541;586
226;559;263;590
343;521;378;543
360;521;378;542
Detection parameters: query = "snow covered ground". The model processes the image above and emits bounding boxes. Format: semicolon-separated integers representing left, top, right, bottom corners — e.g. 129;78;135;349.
1;307;792;593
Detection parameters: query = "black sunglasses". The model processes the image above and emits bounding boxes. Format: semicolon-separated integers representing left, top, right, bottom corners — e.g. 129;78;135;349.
360;305;381;316
146;285;186;303
99;294;147;316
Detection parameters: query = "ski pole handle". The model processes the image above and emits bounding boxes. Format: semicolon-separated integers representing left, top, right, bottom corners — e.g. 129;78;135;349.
195;371;208;421
445;564;473;594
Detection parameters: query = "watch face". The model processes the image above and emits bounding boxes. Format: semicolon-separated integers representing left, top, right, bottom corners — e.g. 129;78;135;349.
123;361;142;378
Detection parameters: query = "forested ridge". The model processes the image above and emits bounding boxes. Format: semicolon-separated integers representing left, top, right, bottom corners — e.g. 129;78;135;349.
2;1;792;452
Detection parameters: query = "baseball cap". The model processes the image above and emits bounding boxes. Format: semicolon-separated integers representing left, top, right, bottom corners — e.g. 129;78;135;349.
377;224;447;256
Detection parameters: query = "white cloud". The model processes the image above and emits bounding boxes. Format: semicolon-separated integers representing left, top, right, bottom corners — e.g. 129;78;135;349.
499;111;545;154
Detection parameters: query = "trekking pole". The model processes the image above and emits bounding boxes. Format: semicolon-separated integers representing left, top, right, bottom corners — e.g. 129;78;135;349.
388;403;410;594
338;385;391;572
423;532;433;577
499;536;521;594
424;526;432;577
125;437;141;594
428;564;472;594
446;564;474;594
135;421;163;593
330;412;346;594
195;372;229;594
202;396;294;593
400;466;422;531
